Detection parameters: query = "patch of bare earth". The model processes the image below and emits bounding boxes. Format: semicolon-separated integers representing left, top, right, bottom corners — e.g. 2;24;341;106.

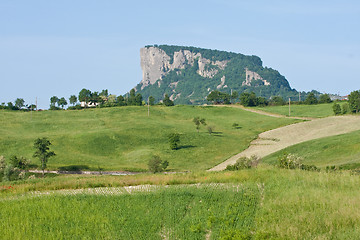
209;115;360;171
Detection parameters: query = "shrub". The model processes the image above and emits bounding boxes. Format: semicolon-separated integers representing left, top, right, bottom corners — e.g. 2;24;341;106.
207;126;214;135
148;155;169;173
168;133;180;150
333;103;342;115
225;155;261;171
9;155;30;170
278;153;319;171
232;123;239;129
342;103;350;114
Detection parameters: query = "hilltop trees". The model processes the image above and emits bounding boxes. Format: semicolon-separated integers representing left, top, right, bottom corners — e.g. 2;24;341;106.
15;98;25;109
163;94;174;106
305;92;318;105
69;95;77;106
207;91;230;104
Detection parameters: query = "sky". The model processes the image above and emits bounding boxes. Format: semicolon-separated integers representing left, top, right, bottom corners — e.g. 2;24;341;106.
0;0;359;109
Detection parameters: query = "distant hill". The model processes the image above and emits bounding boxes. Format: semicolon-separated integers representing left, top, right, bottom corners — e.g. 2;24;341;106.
133;45;299;104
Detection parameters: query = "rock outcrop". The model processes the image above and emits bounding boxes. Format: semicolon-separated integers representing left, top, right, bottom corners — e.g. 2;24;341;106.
140;46;228;89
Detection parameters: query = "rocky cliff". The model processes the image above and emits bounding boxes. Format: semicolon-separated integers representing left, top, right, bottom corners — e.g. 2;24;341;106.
134;45;297;104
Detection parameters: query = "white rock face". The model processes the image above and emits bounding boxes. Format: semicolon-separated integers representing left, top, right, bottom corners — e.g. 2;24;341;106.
140;46;229;89
242;68;270;86
216;76;226;89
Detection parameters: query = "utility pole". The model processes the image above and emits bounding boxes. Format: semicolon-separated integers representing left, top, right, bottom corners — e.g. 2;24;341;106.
289;98;291;117
36;97;38;111
230;89;232;104
148;96;150;117
299;92;301;102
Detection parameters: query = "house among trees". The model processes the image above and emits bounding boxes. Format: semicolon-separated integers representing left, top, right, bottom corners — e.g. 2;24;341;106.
80;101;100;108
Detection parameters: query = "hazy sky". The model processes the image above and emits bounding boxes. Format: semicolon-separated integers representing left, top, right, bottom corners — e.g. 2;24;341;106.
0;0;359;108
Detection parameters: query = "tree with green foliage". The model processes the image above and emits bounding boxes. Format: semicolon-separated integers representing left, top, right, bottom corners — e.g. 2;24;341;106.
348;90;360;113
193;117;206;133
319;94;332;104
58;97;67;109
305;92;318;105
33;138;56;176
240;92;257;107
9;155;30;170
15;98;25;109
207;91;230;104
100;89;109;97
163;94;174;106
148;96;155;105
148;155;169;173
332;103;341;115
127;89;136;105
270;96;285;106
231;91;238;103
342;102;350;114
168;133;180;150
117;95;126;106
69;95;77;106
135;93;143;106
50;96;59;107
78;88;92;107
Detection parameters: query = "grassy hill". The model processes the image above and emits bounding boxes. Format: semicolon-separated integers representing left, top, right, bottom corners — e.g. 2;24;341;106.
0;106;297;171
263;130;360;168
254;103;334;118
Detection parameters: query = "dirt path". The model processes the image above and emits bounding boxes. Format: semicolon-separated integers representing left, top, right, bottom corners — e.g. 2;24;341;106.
209;115;360;171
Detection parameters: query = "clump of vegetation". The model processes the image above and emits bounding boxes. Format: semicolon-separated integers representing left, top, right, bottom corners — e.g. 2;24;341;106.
147;155;169;173
225;155;261;171
168;133;180;150
33;138;56;176
207;125;214;135
193;117;206;133
333;102;342;115
0;155;30;182
278;153;318;171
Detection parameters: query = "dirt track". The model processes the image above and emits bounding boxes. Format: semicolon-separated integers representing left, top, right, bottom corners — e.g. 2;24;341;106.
209;115;360;171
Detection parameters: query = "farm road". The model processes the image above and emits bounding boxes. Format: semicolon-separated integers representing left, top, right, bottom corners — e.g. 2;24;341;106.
209;115;360;171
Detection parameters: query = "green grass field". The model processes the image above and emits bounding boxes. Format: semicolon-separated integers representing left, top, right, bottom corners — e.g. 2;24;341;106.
254;103;334;118
0;106;297;171
263;130;360;168
1;167;359;239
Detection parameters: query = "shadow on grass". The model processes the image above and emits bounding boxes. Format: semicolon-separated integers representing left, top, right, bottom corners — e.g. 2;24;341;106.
58;165;90;171
210;131;223;137
178;145;196;150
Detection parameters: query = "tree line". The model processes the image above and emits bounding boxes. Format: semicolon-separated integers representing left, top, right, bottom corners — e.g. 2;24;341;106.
206;90;334;107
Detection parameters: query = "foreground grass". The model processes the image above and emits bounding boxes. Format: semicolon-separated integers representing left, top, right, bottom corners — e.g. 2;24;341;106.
263;130;360;168
254;103;334;118
1;166;359;239
0;106;297;171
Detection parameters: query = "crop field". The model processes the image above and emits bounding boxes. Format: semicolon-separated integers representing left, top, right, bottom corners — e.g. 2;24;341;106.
0;106;297;171
1;184;259;239
1;167;360;239
263;130;360;168
254;103;334;118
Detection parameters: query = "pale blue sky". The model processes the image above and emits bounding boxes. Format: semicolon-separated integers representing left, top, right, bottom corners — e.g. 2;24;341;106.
0;0;359;108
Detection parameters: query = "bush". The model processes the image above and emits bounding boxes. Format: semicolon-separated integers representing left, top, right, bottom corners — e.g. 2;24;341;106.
278;153;319;171
9;155;30;170
148;155;169;173
225;155;261;171
332;103;342;115
168;133;180;150
342;103;350;114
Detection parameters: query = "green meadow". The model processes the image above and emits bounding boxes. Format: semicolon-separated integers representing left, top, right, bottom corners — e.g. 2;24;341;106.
1;167;359;239
254;103;334;118
0;106;297;171
263;130;360;169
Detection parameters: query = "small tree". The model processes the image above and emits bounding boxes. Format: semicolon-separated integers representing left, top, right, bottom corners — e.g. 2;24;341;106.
168;133;180;150
33;138;56;176
148;96;155;105
232;123;240;129
69;95;77;106
58;97;67;109
163;94;174;106
348;90;360;113
50;96;59;107
193;117;206;133
342;103;350;114
148;155;169;173
305;92;318;105
15;98;25;109
332;103;341;115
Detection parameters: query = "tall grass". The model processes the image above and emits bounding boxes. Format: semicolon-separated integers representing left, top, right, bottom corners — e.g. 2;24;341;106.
0;184;259;239
1;166;360;239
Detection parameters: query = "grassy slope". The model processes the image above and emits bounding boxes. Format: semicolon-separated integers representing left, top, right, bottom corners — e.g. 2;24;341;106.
263;130;360;168
0;106;297;171
1;167;359;239
254;103;334;118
